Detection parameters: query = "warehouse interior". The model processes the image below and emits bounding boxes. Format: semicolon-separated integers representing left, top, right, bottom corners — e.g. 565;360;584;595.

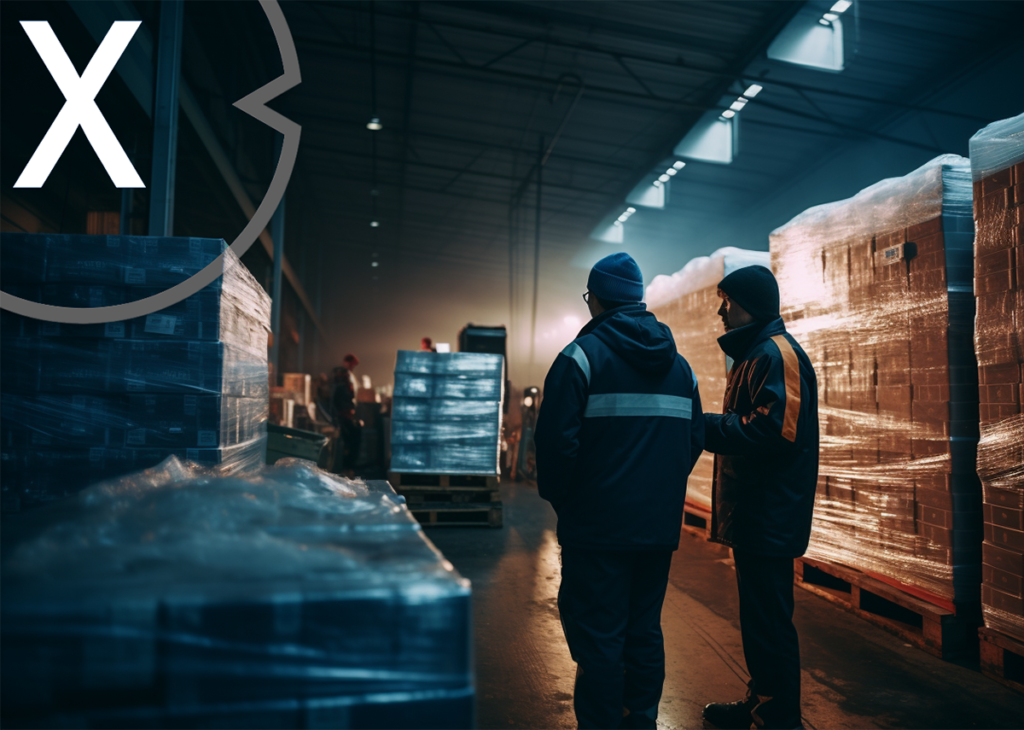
2;1;1024;728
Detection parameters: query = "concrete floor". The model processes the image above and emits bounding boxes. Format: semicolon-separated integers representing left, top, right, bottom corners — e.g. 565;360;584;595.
425;480;1024;730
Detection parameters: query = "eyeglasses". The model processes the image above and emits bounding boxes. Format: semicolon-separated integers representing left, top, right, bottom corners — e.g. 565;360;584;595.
582;291;592;304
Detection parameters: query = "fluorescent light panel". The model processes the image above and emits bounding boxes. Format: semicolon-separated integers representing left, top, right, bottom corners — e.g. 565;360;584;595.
831;0;851;13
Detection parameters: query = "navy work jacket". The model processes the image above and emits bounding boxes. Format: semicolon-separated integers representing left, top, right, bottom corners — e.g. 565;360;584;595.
534;304;704;551
705;317;819;557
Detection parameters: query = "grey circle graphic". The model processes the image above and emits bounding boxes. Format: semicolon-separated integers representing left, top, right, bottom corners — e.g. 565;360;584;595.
0;0;301;324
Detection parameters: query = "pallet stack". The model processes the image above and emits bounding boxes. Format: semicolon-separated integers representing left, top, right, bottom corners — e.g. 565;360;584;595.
1;462;474;728
389;351;504;527
771;156;981;659
646;247;770;537
969;112;1024;690
0;234;270;513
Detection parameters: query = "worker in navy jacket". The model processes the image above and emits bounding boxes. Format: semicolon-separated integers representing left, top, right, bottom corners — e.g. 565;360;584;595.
535;252;704;730
701;266;818;730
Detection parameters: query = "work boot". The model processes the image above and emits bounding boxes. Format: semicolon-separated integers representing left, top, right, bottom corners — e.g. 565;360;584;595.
701;682;758;729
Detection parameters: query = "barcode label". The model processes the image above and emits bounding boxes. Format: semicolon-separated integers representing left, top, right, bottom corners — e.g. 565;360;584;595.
197;431;217;447
124;268;146;284
145;314;178;335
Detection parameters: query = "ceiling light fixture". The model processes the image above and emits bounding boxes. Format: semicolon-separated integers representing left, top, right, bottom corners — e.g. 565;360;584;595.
658;173;670;183
370;220;380;227
743;84;763;98
672;161;686;170
653;180;663;188
823;12;839;21
831;0;852;13
666;168;677;176
367;117;383;131
721;109;736;119
371;261;379;267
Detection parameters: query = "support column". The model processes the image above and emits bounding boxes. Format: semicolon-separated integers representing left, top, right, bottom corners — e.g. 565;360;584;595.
148;0;183;236
269;135;286;383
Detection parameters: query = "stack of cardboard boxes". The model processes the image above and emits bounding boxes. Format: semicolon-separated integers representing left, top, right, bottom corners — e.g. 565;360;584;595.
970;113;1024;643
0;234;271;513
771;156;981;606
646;248;770;511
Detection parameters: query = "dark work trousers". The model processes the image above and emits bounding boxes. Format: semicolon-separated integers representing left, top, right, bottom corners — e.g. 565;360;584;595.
734;550;801;727
557;548;673;730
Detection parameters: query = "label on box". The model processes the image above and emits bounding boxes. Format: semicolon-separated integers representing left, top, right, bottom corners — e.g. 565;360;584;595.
104;322;125;338
183;395;197;416
197;430;217;447
127;429;146;445
876;242;917;266
124;267;146;284
145;314;178;335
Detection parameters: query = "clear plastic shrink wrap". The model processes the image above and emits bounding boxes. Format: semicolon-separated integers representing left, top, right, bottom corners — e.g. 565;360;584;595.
391;351;504;475
0;235;271;513
771;156;980;605
647;248;771;510
969;112;1024;641
0;458;474;729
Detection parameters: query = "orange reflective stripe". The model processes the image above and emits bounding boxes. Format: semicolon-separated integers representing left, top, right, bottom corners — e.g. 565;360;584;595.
770;335;801;443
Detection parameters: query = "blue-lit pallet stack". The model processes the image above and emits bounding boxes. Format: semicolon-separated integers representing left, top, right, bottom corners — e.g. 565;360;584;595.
1;463;474;729
390;351;504;476
0;233;271;513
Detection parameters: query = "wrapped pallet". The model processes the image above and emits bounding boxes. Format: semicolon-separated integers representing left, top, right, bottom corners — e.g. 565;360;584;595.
969;112;1024;645
391;351;504;475
646;247;771;513
0;234;271;513
771;156;980;608
0;459;473;728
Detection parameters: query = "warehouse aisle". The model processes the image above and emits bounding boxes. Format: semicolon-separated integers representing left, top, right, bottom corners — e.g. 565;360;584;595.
426;481;1024;730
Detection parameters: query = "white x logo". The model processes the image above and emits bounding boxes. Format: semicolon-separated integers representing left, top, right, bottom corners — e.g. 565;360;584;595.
15;21;145;189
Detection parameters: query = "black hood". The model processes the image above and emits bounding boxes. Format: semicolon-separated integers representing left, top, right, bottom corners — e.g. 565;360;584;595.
579;304;678;374
717;317;787;361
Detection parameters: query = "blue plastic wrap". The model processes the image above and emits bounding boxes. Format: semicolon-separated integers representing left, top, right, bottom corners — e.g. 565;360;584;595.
0;234;272;513
968;111;1024;182
391;351;503;475
0;459;473;729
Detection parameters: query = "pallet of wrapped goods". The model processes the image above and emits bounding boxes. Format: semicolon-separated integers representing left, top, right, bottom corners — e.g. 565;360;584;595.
390;351;504;526
646;247;771;536
771;156;980;659
0;459;474;729
969;112;1024;686
0;234;271;513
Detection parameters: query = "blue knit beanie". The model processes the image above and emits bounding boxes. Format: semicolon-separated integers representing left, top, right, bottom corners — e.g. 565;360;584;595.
587;252;644;303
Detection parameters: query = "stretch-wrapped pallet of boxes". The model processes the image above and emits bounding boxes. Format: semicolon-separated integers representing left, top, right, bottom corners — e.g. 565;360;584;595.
0;234;270;513
771;155;981;608
969;112;1024;644
0;459;474;728
391;351;504;475
646;247;771;514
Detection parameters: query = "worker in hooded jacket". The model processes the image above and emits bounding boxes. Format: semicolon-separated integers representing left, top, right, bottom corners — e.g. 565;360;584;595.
535;252;705;730
701;265;819;730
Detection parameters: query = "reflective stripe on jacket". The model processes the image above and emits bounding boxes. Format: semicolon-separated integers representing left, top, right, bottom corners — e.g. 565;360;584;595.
704;317;819;557
534;304;705;551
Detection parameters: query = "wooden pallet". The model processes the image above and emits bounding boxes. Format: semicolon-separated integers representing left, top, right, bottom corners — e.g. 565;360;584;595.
795;557;977;660
389;472;499;489
979;627;1024;694
409;502;503;528
681;501;712;540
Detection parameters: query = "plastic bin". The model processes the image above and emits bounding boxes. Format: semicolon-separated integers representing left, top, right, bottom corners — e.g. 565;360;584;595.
266;424;330;468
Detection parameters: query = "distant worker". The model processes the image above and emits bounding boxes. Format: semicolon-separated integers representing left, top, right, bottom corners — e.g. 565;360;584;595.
535;252;705;729
701;266;818;730
314;372;336;426
421;337;437;352
333;354;362;475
